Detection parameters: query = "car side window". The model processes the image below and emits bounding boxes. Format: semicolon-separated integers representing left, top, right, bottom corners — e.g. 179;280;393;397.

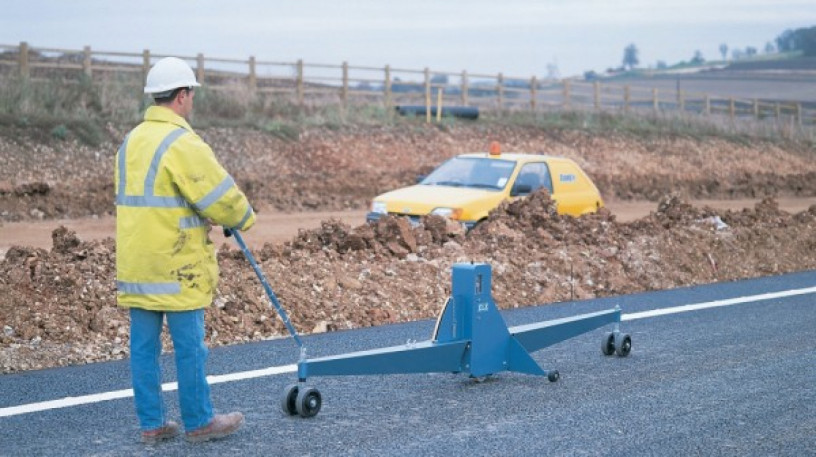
516;162;553;194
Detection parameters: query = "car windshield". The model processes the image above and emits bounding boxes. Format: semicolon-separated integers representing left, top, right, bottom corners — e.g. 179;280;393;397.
420;157;516;191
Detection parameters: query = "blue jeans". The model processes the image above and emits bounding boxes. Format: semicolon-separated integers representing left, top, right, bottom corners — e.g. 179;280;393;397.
129;308;213;431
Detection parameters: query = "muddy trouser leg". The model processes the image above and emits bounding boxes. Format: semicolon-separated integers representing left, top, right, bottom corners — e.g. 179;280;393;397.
166;309;213;431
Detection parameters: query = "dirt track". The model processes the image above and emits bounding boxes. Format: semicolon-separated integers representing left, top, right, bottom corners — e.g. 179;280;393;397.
2;198;814;255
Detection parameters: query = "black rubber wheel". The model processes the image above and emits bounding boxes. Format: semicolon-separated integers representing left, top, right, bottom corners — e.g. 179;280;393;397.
295;387;322;418
614;333;632;357
547;370;560;383
601;332;616;356
281;384;299;416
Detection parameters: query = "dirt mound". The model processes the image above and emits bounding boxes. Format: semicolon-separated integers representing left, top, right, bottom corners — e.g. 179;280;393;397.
4;193;814;373
2;124;816;222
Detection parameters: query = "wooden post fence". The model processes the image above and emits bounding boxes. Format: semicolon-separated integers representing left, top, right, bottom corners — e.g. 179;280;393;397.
497;73;504;111
82;46;92;78
19;41;29;78
729;97;735;121
6;42;815;129
461;70;468;106
563;80;571;109
341;61;349;108
196;53;204;84
248;56;257;92
594;81;600;110
624;85;630;112
424;67;430;123
384;65;391;109
142;49;150;83
296;59;304;105
652;88;659;112
530;76;537;111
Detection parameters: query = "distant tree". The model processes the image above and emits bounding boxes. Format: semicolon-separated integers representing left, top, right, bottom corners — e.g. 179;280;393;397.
583;70;598;81
799;27;816;56
656;60;667;70
622;43;639;70
764;41;776;54
776;28;797;52
690;50;705;65
745;46;758;57
719;43;728;60
775;26;816;56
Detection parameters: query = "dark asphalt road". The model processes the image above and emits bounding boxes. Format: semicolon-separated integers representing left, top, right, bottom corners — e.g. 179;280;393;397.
1;270;815;456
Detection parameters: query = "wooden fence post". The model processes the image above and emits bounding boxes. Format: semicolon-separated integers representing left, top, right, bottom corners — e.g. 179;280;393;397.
19;41;29;79
530;76;537;112
652;88;659;112
424;68;431;123
775;102;781;122
796;103;802;126
461;70;468;106
678;90;685;112
593;81;600;110
729;97;735;122
563;80;571;109
624;85;630;112
83;46;92;79
142;49;151;83
704;95;710;115
248;56;257;92
497;73;504;111
196;53;204;84
384;65;391;109
753;99;760;119
341;61;349;108
296;59;304;105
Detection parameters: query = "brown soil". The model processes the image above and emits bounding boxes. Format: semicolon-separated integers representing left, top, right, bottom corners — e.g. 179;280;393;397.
1;124;816;373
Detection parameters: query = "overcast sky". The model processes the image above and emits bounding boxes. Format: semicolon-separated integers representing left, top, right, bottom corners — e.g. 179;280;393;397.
3;1;816;79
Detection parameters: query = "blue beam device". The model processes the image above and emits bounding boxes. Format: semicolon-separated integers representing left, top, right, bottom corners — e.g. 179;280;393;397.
297;262;621;381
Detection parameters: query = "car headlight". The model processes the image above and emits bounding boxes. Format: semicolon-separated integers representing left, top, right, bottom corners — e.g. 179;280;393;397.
371;201;387;214
431;207;463;220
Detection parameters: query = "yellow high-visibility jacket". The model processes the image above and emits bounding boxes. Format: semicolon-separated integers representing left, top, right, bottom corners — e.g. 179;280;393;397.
115;106;256;311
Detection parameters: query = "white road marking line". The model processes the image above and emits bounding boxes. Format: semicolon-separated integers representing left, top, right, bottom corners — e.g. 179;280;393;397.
0;364;296;418
2;285;815;419
621;286;816;321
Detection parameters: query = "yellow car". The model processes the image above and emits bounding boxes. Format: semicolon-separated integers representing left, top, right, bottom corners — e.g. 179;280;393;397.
367;143;604;228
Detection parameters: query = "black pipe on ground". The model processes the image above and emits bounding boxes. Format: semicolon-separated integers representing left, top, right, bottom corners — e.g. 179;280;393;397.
395;105;479;120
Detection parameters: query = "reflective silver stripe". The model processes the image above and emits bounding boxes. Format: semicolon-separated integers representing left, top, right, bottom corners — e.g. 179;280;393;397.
117;281;181;295
116;134;130;198
193;175;235;213
116;194;190;208
144;128;187;197
232;206;253;230
116;128;190;208
179;215;207;229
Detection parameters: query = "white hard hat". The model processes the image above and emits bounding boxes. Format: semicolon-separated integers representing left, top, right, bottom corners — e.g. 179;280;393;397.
144;57;201;96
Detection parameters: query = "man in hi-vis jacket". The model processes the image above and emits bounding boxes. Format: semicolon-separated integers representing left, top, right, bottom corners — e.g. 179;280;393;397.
115;57;255;444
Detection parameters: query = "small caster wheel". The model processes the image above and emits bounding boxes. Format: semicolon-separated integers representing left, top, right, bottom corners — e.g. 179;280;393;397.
547;370;560;383
601;332;616;356
281;384;299;416
295;386;322;418
614;333;632;357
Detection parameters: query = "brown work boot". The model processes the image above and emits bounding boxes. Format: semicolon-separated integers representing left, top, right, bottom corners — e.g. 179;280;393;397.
141;421;180;444
185;412;244;443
